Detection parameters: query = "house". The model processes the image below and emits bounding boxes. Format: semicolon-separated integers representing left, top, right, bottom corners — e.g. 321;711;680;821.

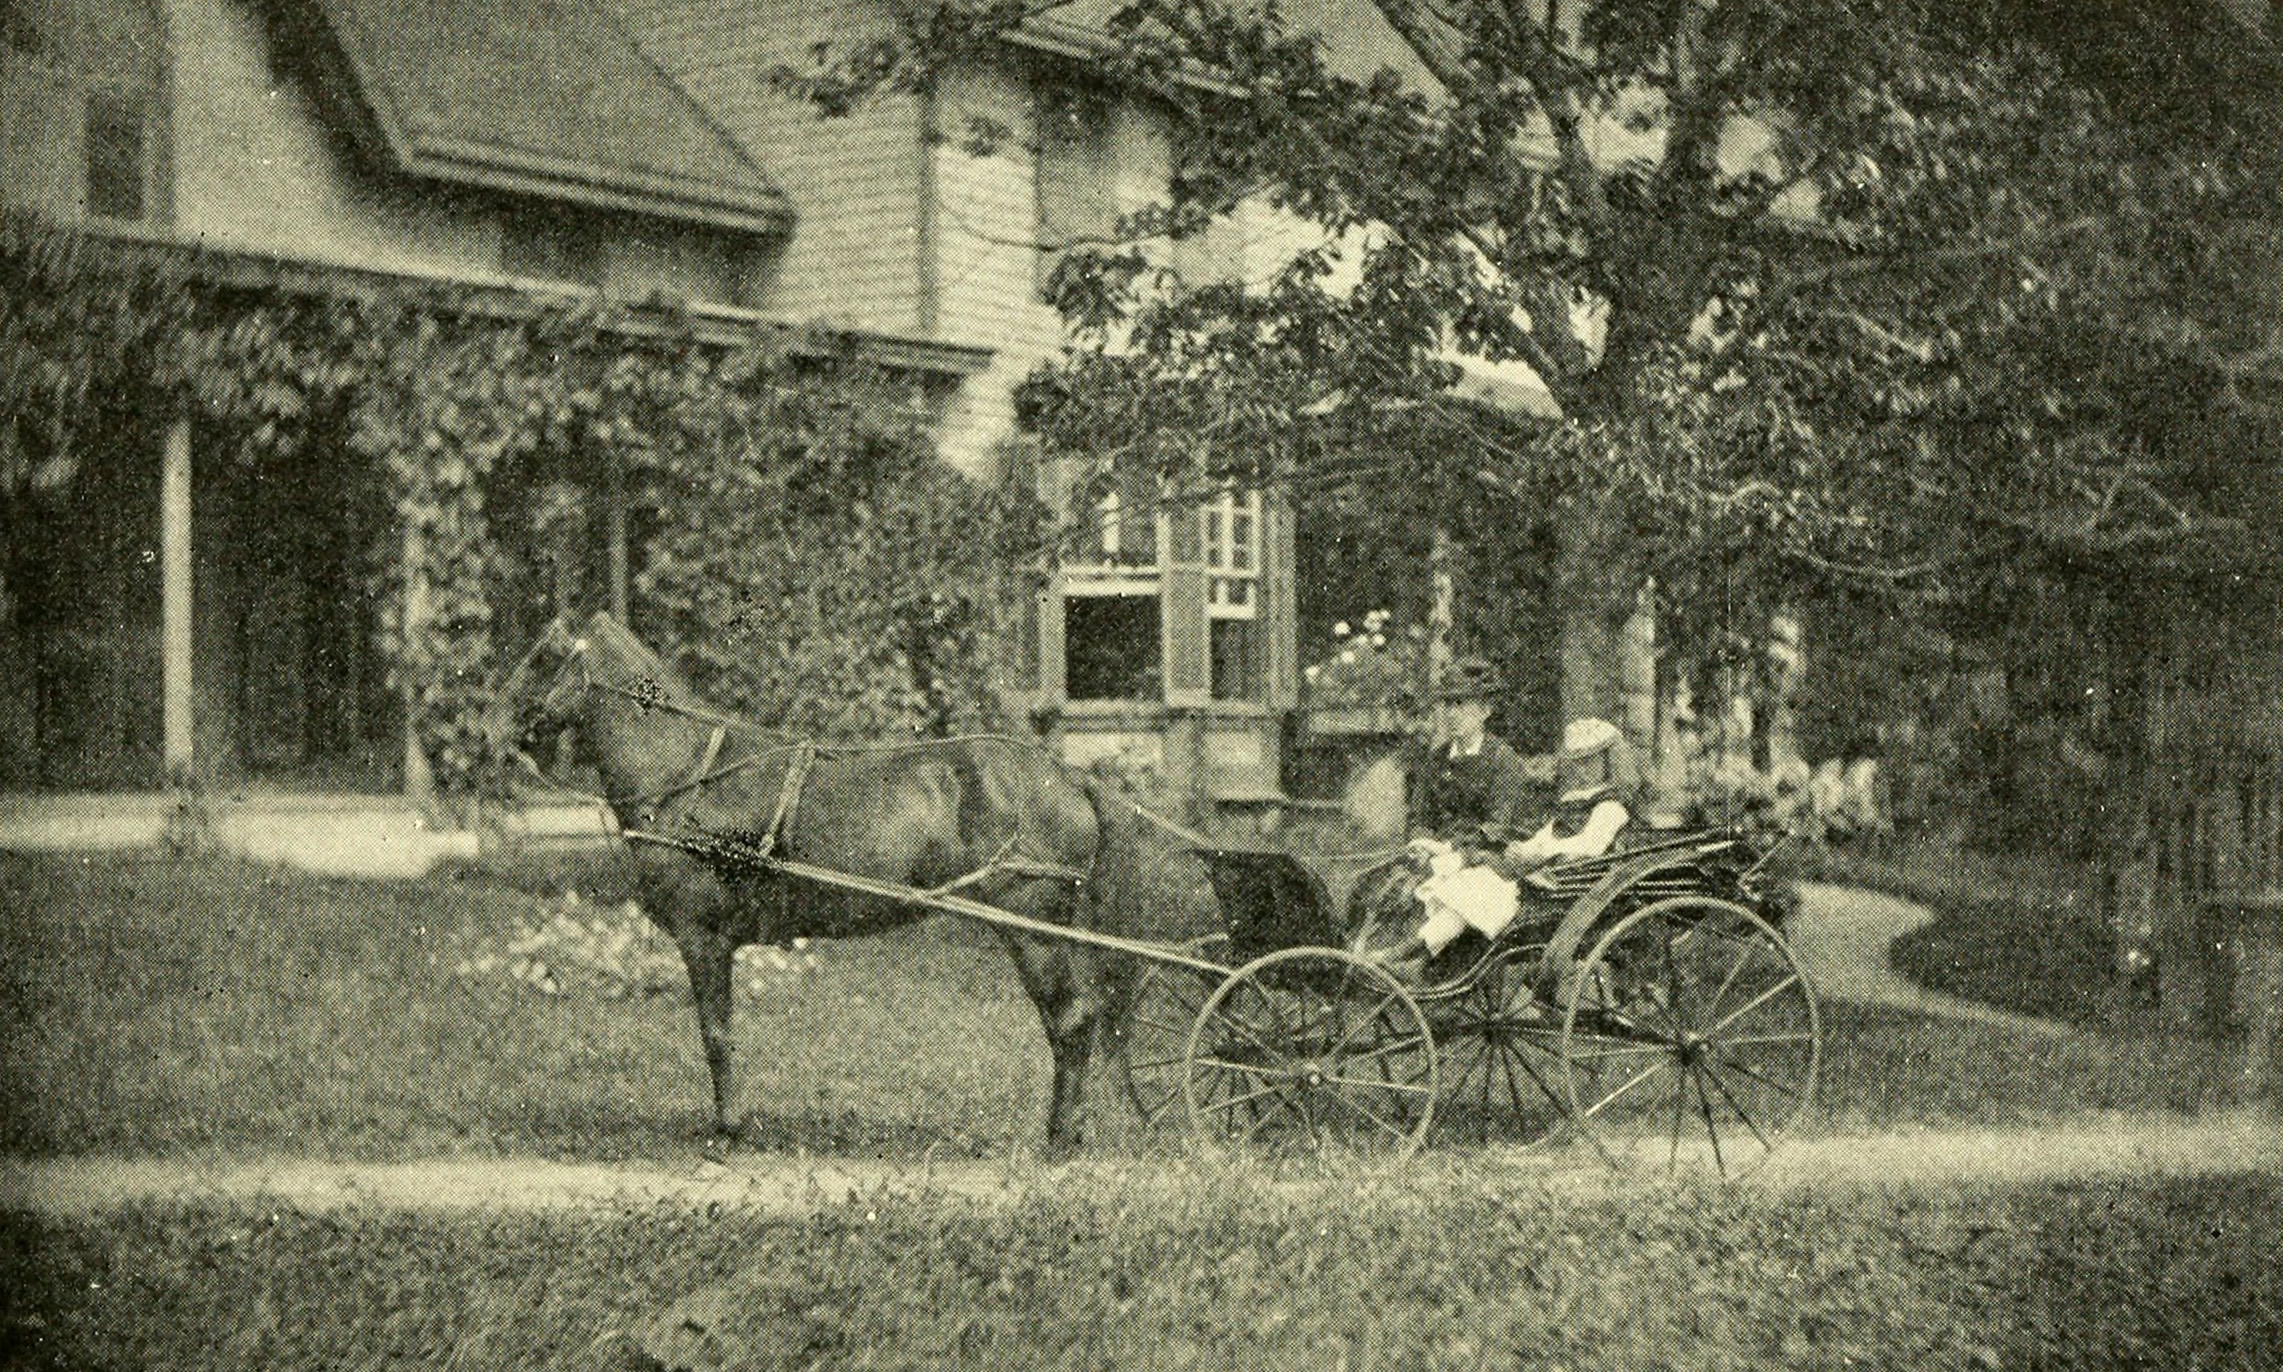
0;0;1451;828
0;0;985;812
600;0;1446;809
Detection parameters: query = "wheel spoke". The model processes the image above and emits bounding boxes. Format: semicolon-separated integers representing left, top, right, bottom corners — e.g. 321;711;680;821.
1701;1060;1778;1156
1563;1038;1670;1062
1575;1057;1672;1121
1330;989;1405;1056
1701;935;1759;1028
1705;1051;1806;1100
1710;1031;1814;1050
1317;1072;1435;1096
1704;972;1802;1039
1321;1085;1410;1140
1693;1067;1729;1177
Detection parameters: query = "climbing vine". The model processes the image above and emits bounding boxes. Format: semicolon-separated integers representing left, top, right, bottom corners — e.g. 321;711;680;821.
3;214;1040;804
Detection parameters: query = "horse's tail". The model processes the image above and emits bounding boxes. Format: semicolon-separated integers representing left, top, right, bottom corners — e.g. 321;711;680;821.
1073;781;1223;948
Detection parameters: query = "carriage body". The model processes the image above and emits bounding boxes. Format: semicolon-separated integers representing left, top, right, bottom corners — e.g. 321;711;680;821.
1145;825;1820;1171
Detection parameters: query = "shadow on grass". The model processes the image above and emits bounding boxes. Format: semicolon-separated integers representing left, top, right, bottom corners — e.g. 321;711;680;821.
6;1169;2277;1372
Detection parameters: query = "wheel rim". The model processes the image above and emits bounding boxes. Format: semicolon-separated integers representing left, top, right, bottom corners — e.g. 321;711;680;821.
1120;947;1228;1131
1560;897;1820;1178
1433;950;1569;1147
1185;948;1438;1159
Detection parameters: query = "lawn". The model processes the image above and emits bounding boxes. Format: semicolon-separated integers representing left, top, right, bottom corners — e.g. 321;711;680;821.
5;1168;2278;1370
0;849;2239;1166
0;852;1049;1162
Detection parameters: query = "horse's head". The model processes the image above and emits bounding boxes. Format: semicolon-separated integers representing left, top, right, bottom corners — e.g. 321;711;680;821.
487;613;593;765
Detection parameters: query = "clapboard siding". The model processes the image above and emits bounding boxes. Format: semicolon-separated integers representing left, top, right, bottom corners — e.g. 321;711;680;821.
609;0;925;334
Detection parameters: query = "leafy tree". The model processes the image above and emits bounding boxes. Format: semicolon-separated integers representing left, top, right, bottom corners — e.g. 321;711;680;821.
798;0;2283;746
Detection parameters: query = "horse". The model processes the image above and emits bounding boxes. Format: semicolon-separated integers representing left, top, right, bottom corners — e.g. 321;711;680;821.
488;611;1200;1153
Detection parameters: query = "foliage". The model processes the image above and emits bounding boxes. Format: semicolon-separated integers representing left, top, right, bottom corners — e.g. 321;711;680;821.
1;215;1035;799
798;0;2283;806
637;383;1047;739
452;887;821;1003
1299;609;1424;712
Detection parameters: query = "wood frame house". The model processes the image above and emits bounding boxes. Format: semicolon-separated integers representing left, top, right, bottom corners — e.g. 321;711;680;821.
0;0;985;802
0;0;1456;819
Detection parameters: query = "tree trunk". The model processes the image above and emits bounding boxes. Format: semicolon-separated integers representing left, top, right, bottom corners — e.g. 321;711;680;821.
1556;487;1636;735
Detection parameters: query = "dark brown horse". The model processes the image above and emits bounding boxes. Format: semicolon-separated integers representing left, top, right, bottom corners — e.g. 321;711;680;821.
489;611;1192;1152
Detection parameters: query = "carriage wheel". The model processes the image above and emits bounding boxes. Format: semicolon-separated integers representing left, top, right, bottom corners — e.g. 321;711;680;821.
1119;939;1231;1132
1184;948;1437;1159
1560;896;1819;1178
1433;947;1570;1147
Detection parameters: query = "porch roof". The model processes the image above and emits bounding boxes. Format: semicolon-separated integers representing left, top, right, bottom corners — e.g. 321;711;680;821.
297;0;792;235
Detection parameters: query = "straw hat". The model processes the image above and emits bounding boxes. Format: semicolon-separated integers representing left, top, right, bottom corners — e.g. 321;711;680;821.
1560;717;1622;759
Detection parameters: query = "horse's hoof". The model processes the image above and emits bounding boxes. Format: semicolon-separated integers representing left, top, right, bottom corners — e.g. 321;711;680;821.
702;1126;742;1162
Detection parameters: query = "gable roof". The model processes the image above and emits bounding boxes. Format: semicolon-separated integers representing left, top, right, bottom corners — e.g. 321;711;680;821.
296;0;790;234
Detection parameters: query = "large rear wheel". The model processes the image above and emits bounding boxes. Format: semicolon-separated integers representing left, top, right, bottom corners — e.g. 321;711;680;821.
1560;896;1819;1177
1184;948;1437;1159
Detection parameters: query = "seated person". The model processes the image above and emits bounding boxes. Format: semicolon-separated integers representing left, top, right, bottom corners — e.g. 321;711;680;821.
1411;656;1537;840
1371;714;1635;981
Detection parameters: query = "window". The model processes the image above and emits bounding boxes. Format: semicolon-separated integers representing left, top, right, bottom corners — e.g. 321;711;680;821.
1204;489;1263;701
83;88;148;221
1034;84;1115;299
1204;488;1260;618
1064;591;1161;701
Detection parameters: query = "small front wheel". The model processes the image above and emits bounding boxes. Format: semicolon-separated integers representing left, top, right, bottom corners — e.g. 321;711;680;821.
1561;896;1819;1178
1185;948;1437;1158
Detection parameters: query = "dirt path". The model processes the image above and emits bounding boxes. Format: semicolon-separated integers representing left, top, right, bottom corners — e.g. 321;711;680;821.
5;1108;2279;1219
1789;881;2075;1037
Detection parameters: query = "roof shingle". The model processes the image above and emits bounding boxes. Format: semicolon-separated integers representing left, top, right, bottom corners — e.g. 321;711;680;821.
309;0;790;233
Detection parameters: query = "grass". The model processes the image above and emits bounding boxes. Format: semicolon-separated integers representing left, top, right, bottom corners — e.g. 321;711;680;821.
0;847;2245;1168
5;1168;2279;1370
0;852;1050;1162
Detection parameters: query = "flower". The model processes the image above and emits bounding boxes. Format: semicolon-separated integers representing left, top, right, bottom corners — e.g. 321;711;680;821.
1334;621;1352;637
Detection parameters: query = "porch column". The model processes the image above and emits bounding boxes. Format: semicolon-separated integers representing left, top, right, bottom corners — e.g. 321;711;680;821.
607;451;630;624
162;416;194;785
402;519;434;805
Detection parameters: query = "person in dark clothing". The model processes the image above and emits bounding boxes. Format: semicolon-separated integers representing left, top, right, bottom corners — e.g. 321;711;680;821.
1411;656;1537;839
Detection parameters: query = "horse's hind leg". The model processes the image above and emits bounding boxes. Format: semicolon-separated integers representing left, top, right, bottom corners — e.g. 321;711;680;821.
675;927;742;1148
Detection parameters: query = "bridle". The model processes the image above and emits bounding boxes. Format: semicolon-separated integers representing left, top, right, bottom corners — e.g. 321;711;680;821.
504;626;810;832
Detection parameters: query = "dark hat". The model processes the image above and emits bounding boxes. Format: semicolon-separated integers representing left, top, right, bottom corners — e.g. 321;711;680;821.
1435;656;1499;703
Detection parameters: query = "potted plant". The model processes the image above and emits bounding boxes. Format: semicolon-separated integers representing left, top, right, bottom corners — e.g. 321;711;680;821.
1301;611;1423;737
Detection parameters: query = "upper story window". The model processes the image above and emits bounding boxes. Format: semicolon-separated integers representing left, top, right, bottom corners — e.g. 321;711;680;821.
83;87;148;221
1035;83;1116;300
7;0;168;224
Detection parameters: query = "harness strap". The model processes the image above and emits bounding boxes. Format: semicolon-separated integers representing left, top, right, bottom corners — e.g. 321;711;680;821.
689;725;728;797
756;740;816;860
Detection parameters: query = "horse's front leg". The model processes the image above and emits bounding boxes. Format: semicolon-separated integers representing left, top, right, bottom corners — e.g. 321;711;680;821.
1004;934;1108;1155
674;926;742;1150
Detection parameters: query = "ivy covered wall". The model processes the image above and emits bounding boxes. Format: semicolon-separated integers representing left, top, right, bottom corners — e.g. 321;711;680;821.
1;218;1044;804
